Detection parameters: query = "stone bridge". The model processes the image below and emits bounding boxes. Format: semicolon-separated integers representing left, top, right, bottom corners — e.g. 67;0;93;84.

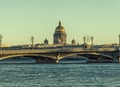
0;47;120;63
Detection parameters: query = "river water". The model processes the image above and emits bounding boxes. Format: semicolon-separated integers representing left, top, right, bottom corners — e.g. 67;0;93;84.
0;59;120;87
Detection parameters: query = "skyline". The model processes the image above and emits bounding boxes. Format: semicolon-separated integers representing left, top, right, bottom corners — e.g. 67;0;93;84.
0;0;120;45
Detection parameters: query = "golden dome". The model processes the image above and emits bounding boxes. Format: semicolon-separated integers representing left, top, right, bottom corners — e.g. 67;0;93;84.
55;21;65;33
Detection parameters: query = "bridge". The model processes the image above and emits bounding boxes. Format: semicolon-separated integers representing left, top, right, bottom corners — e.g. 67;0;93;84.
0;47;120;63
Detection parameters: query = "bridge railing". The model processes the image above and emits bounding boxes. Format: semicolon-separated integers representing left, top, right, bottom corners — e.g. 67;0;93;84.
0;47;119;55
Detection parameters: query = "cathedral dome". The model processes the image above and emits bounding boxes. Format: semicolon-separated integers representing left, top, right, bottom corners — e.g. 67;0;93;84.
55;21;65;33
53;21;67;44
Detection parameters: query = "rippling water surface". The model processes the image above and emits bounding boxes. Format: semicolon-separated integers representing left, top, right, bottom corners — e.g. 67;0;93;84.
0;59;120;87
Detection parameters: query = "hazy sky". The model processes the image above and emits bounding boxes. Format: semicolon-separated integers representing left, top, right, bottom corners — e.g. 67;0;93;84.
0;0;120;45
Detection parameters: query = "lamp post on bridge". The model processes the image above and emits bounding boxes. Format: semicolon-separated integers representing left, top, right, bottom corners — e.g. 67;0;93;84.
119;34;120;48
83;36;86;48
83;36;86;45
31;36;34;50
83;36;86;44
118;34;120;63
0;35;3;51
91;36;94;47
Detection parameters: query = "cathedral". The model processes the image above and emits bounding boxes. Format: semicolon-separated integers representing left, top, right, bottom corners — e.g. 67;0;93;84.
53;21;67;44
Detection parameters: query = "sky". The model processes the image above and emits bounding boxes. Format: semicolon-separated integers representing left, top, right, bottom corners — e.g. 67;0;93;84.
0;0;120;45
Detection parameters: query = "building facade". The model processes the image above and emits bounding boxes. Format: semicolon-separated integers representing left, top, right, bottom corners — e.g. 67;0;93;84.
53;21;67;44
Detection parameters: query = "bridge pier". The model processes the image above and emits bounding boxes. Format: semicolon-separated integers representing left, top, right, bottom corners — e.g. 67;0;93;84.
55;59;59;63
117;50;120;63
118;56;120;63
118;55;120;63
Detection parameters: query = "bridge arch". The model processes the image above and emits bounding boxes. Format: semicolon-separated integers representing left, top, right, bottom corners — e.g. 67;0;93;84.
0;54;57;63
58;52;114;63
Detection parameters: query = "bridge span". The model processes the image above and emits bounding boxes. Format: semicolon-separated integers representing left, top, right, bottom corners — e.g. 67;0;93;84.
0;47;120;63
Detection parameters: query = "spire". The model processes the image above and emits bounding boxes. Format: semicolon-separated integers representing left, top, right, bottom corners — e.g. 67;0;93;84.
59;21;61;26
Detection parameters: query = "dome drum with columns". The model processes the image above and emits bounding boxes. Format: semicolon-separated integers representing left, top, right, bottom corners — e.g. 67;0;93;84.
53;21;67;44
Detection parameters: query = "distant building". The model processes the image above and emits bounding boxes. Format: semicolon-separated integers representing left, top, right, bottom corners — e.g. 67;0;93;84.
44;39;49;45
71;39;76;45
53;21;67;44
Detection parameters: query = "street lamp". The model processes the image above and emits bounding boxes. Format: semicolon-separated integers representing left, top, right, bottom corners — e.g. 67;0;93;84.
31;36;34;49
91;36;94;47
83;36;86;45
119;34;120;47
0;35;3;51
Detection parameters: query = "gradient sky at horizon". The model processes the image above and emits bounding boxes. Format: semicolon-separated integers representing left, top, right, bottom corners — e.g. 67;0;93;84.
0;0;120;45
